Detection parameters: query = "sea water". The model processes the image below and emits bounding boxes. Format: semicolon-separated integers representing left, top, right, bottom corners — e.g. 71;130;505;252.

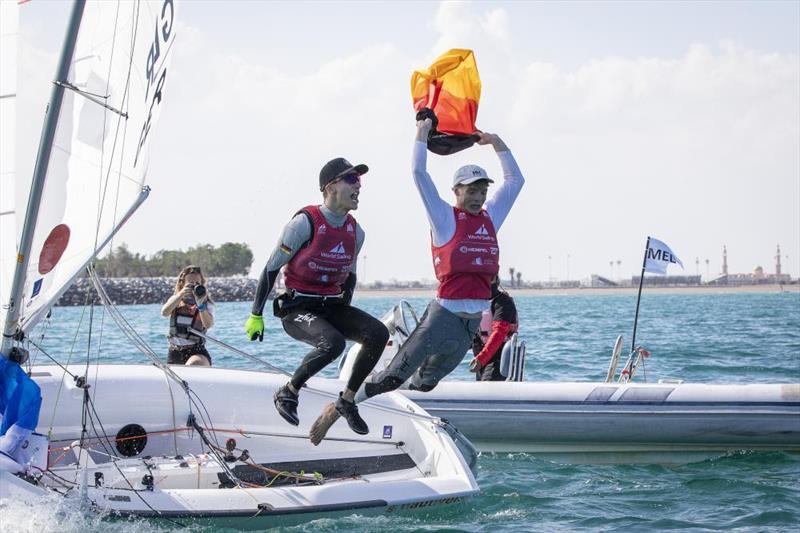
2;291;799;532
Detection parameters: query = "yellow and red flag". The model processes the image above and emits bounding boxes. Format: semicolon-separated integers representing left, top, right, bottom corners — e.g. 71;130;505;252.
411;49;482;155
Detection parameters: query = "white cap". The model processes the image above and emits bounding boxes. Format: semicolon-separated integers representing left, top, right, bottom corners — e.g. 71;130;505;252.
452;165;494;188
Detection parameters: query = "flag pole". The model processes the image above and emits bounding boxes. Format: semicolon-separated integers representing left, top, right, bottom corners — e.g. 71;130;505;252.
630;236;650;353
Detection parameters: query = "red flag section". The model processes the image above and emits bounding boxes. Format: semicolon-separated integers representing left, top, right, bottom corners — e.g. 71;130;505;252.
411;49;482;155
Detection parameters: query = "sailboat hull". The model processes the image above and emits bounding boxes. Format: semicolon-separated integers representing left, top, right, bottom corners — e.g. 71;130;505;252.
16;364;478;527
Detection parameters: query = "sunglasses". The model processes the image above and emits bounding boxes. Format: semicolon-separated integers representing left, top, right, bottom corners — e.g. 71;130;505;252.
183;266;201;275
333;173;361;186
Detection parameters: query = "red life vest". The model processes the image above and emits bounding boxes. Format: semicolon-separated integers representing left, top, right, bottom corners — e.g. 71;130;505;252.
283;205;357;295
432;207;499;299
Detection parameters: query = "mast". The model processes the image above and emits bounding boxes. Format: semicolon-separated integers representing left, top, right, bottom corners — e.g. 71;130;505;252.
1;0;86;355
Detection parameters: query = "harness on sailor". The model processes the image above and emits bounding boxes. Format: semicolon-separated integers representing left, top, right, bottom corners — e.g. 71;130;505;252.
169;303;205;344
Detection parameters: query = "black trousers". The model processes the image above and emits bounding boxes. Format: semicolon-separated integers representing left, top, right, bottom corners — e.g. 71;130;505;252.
281;302;389;393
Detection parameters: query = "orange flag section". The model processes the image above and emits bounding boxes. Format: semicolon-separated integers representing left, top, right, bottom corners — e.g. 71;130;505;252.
411;49;481;135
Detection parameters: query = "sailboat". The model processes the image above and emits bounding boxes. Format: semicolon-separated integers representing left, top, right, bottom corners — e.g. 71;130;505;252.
340;301;800;464
0;1;478;526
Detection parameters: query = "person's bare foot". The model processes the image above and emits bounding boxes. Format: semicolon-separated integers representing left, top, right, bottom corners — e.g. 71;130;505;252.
309;402;341;446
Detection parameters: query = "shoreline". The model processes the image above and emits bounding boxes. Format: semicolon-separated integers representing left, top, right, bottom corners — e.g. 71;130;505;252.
353;284;800;298
57;278;798;307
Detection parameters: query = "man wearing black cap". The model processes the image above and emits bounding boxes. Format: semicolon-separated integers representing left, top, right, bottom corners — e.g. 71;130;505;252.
245;157;389;438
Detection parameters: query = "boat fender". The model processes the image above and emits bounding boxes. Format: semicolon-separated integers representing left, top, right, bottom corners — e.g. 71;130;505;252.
438;419;479;474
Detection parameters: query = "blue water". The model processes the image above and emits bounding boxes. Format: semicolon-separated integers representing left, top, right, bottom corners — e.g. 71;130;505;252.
11;291;800;532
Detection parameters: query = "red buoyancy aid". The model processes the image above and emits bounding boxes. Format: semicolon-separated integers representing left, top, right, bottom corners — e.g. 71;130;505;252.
283;205;357;295
432;207;499;299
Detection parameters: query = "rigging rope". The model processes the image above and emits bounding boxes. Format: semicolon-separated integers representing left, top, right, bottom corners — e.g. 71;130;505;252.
190;328;440;424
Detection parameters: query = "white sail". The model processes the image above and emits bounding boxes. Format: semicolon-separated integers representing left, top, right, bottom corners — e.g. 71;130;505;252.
0;0;19;330
15;0;177;333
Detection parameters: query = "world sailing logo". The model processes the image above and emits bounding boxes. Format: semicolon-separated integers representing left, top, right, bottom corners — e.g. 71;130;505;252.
320;241;350;260
134;0;176;166
467;224;494;242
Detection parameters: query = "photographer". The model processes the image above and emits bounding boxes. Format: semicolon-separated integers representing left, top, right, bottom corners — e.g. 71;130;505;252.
161;265;214;366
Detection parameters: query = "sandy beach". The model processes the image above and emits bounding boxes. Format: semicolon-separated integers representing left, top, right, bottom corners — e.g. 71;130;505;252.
355;284;800;298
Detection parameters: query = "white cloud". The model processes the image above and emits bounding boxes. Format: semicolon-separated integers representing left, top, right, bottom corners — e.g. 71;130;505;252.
22;1;794;282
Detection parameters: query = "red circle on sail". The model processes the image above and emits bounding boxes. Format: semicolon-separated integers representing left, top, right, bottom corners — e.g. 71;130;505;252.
38;224;71;275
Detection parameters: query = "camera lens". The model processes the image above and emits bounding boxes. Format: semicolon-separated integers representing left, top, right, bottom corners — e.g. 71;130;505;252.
193;284;206;298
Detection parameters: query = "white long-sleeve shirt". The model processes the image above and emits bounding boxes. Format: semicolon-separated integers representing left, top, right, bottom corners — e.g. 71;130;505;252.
412;141;525;314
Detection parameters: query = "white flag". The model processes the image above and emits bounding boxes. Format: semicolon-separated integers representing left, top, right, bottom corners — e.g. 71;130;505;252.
644;237;684;275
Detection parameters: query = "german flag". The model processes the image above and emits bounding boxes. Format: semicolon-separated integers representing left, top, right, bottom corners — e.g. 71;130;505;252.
411;49;481;155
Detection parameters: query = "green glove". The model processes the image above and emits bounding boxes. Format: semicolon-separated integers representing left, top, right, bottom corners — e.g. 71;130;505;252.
245;313;264;342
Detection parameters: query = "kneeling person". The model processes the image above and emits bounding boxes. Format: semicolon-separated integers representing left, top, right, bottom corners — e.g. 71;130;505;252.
161;265;214;366
469;279;518;381
245;158;389;437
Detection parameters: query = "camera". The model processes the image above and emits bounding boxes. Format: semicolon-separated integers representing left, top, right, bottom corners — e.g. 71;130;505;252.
192;284;207;299
184;283;206;304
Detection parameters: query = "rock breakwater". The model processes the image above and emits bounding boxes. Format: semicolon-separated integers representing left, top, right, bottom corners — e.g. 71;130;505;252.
56;277;260;306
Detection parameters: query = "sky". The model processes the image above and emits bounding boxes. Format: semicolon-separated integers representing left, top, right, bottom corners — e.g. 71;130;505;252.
15;0;800;283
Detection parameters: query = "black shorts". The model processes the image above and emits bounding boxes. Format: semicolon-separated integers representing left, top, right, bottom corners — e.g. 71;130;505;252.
167;344;212;365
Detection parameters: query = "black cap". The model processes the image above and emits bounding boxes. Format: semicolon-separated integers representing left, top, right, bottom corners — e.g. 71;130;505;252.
319;158;368;191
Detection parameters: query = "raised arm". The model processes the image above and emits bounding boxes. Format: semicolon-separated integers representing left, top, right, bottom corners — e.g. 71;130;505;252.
481;133;525;231
413;118;455;246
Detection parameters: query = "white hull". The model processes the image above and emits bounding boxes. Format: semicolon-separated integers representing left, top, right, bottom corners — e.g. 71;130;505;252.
5;364;478;528
403;381;800;462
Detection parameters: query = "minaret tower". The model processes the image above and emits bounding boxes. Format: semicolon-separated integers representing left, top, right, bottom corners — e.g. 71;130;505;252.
722;245;728;276
776;244;782;276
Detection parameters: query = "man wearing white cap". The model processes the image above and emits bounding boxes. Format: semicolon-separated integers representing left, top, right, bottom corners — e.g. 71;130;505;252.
310;118;524;444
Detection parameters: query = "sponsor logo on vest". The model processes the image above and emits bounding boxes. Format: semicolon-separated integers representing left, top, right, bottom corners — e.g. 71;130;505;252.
490;247;498;255
457;211;467;220
308;261;317;270
320;274;329;282
346;223;354;233
459;245;489;254
472;257;484;266
321;241;352;260
467;224;495;241
318;224;327;234
434;256;441;266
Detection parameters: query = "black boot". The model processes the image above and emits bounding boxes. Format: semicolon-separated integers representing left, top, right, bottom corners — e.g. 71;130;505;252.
335;393;369;435
274;384;300;426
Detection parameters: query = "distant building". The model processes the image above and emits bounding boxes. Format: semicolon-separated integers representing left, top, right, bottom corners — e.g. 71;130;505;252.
708;244;792;285
630;275;702;287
